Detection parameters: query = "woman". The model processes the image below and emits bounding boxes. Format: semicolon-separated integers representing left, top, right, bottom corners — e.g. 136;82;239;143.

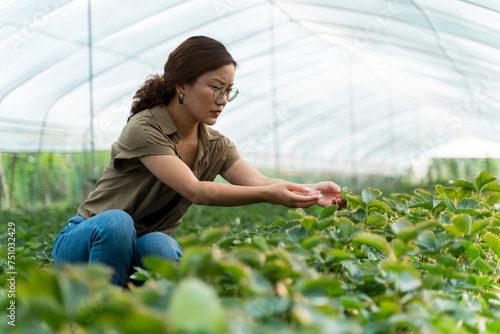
52;36;347;287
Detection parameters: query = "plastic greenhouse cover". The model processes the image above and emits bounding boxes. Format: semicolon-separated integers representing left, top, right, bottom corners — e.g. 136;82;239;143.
1;0;500;176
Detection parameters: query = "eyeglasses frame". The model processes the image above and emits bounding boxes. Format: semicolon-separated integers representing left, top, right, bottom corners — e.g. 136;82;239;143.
194;81;239;102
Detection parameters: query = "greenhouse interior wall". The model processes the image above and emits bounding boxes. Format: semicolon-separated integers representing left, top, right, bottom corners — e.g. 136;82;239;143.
2;0;500;210
1;150;498;210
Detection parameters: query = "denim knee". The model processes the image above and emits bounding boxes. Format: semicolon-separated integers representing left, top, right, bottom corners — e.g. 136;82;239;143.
91;209;136;241
133;232;183;267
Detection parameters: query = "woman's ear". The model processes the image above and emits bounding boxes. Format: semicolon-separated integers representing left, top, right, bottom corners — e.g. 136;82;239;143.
175;82;187;105
175;82;186;96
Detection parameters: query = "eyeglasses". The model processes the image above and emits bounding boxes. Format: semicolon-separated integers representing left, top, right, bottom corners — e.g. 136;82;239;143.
195;81;239;102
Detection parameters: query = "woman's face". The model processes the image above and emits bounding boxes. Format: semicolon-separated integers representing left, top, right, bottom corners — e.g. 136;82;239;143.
182;64;236;126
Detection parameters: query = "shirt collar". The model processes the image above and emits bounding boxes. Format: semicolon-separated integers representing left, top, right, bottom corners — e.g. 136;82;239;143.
150;105;224;146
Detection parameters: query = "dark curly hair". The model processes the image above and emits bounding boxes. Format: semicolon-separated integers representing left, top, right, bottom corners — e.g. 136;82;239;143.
129;36;237;120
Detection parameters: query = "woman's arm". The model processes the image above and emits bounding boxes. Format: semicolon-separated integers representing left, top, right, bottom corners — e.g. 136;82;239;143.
222;158;347;208
220;158;283;186
139;155;322;208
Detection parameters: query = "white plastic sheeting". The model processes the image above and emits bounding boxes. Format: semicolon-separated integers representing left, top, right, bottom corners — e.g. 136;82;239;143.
1;0;500;176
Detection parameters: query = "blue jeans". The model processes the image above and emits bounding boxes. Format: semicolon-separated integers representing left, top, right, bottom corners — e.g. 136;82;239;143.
51;209;182;286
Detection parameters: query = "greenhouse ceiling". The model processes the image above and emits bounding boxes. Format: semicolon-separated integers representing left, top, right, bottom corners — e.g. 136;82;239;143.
1;0;500;177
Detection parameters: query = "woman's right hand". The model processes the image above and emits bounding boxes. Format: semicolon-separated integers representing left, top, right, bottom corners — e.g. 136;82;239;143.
264;182;322;208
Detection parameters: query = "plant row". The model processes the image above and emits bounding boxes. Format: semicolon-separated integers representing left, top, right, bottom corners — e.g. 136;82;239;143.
2;171;500;333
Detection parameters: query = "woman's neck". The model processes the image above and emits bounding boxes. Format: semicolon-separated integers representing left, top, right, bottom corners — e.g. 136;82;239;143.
166;102;199;140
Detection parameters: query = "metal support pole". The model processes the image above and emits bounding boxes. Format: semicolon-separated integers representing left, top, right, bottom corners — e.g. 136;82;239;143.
269;1;280;175
87;0;95;182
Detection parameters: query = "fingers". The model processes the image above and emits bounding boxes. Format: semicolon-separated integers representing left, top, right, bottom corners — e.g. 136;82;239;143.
279;181;348;209
289;184;312;194
288;190;322;208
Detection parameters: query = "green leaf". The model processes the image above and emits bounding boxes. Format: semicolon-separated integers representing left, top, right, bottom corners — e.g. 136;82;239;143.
251;236;268;252
143;256;180;281
451;214;472;236
456;188;473;201
441;211;453;225
485;232;500;257
244;296;288;318
436;255;458;268
340;296;366;310
136;314;171;333
461;240;480;260
319;205;337;219
473;258;494;275
392;193;411;201
466;274;491;287
391;218;412;234
279;220;302;233
475;171;497;193
392;239;408;258
286;226;308;243
341;189;366;209
395;226;420;243
26;241;40;248
301;235;324;250
409;201;434;211
365;214;387;228
470;217;491;235
326;249;355;263
219;262;248;281
367;199;393;214
200;226;230;245
318;218;335;231
396;270;422;292
431;201;447;215
456;198;479;210
218;237;238;249
300;277;344;298
442;194;455;212
272;219;287;227
335;217;355;240
483;182;500;192
301;216;319;235
487;321;500;332
393;219;436;243
486;226;500;236
414;189;434;202
289;208;306;219
454;208;482;216
169;278;226;333
443;224;462;237
353;232;392;256
384;262;422;292
129;266;154;281
245;271;273;295
362;187;381;205
436;185;457;201
452;179;476;192
415;231;438;253
384;262;419;274
233;248;266;268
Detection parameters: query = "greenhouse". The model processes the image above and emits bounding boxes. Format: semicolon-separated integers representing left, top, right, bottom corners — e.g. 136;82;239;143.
2;0;500;333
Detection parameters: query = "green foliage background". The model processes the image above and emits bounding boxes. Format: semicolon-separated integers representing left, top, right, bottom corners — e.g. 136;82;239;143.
2;171;500;333
1;150;499;210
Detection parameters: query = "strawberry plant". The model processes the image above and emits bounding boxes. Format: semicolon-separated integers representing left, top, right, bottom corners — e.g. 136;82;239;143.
2;171;500;333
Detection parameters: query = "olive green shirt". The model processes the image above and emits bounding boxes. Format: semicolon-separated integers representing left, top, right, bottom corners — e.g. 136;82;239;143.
78;105;240;237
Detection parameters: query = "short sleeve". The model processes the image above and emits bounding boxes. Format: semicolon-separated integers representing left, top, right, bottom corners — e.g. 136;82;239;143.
111;111;177;170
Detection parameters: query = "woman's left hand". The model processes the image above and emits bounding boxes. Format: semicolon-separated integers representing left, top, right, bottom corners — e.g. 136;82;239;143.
310;181;348;209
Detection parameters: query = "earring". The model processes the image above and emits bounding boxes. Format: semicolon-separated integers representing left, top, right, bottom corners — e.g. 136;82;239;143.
178;92;184;105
